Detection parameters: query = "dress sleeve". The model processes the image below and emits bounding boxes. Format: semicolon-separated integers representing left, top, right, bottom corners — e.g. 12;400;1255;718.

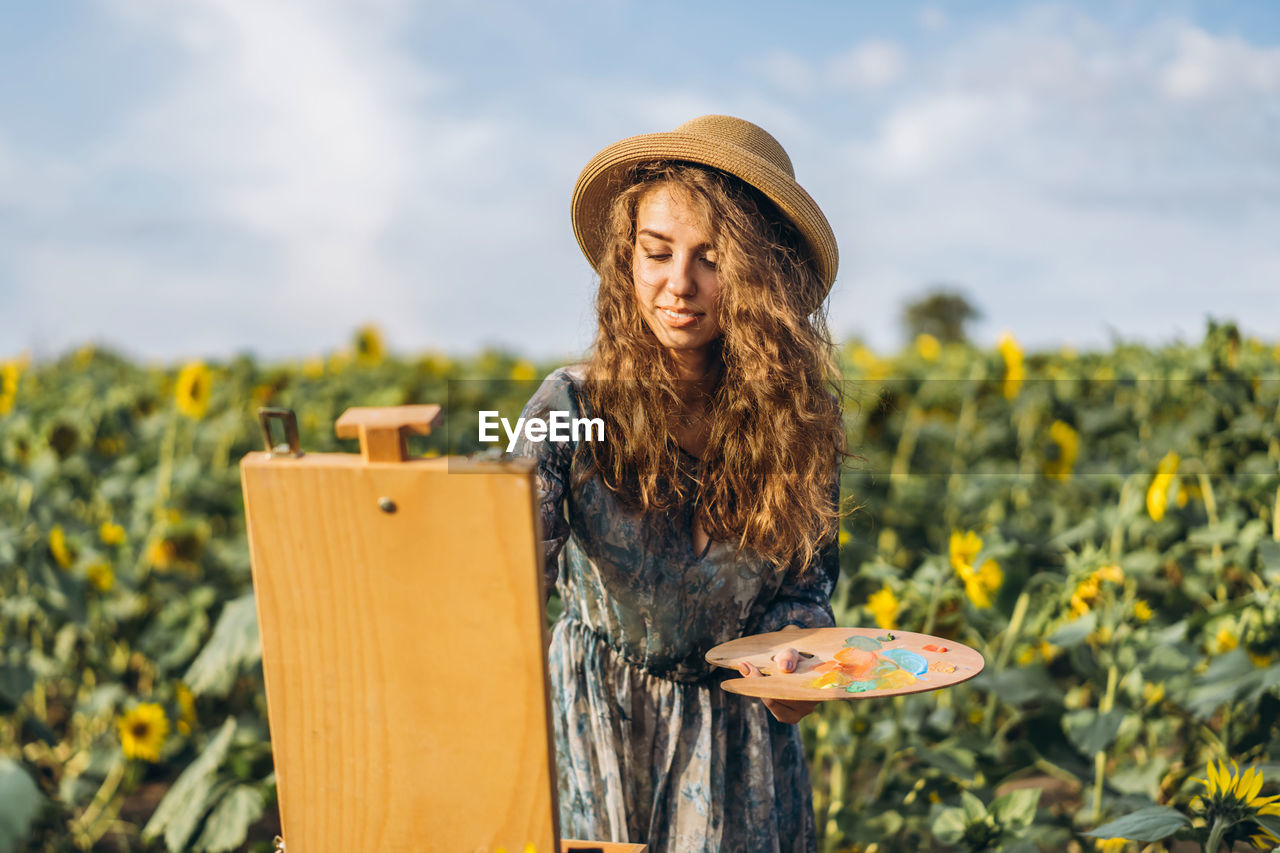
754;463;841;633
509;369;578;597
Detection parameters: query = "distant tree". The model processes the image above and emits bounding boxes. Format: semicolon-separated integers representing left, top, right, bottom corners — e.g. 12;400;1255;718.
902;287;981;345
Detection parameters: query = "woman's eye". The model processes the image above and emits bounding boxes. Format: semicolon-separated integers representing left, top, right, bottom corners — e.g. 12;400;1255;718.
645;253;670;261
701;257;718;269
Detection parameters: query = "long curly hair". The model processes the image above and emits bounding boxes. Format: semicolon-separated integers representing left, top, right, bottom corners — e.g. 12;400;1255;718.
579;161;846;572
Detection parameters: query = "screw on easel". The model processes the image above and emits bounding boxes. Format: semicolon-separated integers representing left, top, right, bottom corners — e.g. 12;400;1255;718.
378;497;397;514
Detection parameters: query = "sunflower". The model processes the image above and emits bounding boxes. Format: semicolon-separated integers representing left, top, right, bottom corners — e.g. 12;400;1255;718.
1190;760;1280;850
1133;599;1154;622
1093;838;1129;852
509;359;537;381
949;530;1002;608
915;333;941;362
1146;451;1180;522
950;530;983;572
86;561;114;592
354;325;385;365
174;361;211;420
1045;420;1079;481
175;683;197;736
867;586;900;630
49;525;74;569
961;559;1003;609
0;360;20;415
99;522;127;546
998;333;1025;400
118;703;169;762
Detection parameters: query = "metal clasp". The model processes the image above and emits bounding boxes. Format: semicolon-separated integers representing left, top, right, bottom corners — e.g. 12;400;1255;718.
258;408;304;458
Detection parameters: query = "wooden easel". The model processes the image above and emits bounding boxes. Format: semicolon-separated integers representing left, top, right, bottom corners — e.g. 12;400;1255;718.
241;407;644;853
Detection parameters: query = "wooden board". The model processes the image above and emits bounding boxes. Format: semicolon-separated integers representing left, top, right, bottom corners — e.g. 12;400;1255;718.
242;451;558;852
561;842;647;852
707;627;984;701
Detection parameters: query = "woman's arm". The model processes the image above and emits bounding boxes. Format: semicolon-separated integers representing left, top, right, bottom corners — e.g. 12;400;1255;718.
509;369;578;599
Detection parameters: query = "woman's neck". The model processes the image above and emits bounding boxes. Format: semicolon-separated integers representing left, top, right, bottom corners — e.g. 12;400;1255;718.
668;348;720;400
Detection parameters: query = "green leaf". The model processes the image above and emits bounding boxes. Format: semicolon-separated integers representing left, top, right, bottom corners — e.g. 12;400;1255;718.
980;665;1063;706
1259;540;1280;582
1063;708;1123;756
932;808;966;844
185;594;261;698
194;785;264;853
1255;813;1280;840
1085;806;1190;841
0;664;34;713
0;758;44;853
1048;613;1096;648
960;790;987;823
990;788;1040;831
144;717;237;852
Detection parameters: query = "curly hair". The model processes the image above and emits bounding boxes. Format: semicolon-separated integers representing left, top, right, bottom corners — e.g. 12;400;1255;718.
578;161;847;572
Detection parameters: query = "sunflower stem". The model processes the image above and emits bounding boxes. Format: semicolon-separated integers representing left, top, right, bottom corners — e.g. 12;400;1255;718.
1091;664;1119;823
983;590;1030;739
1205;817;1227;852
74;756;126;846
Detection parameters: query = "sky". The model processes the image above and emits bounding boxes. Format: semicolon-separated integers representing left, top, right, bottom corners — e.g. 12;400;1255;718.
2;0;1278;362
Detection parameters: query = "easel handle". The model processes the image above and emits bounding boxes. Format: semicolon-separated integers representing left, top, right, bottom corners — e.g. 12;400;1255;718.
334;405;443;462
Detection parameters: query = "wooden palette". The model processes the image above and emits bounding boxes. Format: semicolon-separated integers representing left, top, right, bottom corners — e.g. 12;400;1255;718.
706;627;984;701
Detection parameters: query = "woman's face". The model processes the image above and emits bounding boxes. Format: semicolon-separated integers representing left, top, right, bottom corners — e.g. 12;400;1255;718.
632;186;722;360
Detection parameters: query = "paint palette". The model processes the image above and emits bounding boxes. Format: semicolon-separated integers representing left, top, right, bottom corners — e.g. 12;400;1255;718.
706;627;984;701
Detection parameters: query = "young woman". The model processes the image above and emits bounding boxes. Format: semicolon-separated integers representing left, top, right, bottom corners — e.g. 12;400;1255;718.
514;115;846;852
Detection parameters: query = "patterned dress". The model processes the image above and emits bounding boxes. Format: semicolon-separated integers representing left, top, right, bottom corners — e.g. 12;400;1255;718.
512;366;839;853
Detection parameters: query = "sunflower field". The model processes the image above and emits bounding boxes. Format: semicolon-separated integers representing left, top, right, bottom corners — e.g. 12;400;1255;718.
1;321;1279;852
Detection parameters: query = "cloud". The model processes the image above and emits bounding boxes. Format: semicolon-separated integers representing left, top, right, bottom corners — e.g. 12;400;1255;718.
825;7;1280;350
829;41;905;91
1159;24;1280;99
4;2;1278;360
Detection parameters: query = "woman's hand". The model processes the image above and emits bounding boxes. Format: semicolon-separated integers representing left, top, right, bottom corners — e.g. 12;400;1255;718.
738;631;819;725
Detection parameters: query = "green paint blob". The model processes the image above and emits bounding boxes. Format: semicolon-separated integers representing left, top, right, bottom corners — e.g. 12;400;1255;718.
844;635;882;651
845;680;876;694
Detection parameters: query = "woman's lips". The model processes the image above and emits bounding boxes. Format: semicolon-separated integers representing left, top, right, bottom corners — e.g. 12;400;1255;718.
659;307;703;327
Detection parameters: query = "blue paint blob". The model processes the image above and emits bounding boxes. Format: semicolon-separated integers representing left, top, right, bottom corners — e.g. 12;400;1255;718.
881;648;928;676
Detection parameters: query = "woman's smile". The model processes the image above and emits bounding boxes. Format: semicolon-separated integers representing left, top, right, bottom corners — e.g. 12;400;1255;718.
632;186;723;373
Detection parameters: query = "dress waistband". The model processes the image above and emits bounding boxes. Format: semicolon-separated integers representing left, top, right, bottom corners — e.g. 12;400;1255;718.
556;616;726;685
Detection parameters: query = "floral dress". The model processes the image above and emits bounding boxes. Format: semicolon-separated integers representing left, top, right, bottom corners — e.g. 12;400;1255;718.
512;366;840;853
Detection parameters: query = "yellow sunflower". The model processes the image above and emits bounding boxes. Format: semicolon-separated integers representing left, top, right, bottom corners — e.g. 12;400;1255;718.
99;522;127;546
998;333;1025;400
1190;760;1280;850
1045;420;1079;481
174;361;212;420
949;529;983;572
49;525;74;569
354;325;385;365
118;703;169;762
1133;599;1153;622
915;333;941;362
867;586;900;630
1146;451;1180;522
86;562;114;592
175;683;197;736
0;360;20;415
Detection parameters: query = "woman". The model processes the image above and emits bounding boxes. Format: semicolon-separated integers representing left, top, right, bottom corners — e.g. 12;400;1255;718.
514;115;846;852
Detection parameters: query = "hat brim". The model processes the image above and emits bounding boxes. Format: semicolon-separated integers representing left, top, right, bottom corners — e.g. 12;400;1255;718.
571;130;839;294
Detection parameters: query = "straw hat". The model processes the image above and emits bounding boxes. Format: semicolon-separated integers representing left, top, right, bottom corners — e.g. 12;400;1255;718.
571;114;839;299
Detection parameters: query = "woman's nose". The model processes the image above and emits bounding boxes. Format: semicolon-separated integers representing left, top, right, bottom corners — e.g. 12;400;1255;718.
665;255;698;296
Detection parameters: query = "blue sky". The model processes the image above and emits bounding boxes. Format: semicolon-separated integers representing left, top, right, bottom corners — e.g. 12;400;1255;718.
2;0;1278;361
